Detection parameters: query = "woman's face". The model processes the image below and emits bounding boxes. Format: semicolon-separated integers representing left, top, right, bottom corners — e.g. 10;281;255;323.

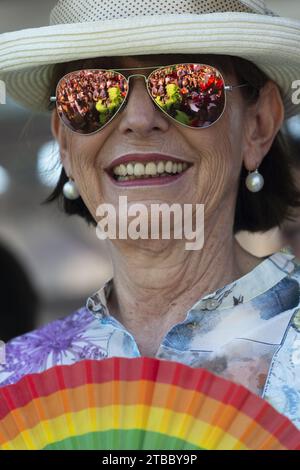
51;53;283;237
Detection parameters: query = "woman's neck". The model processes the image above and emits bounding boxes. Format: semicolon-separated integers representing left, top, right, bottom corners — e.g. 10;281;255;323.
106;226;263;353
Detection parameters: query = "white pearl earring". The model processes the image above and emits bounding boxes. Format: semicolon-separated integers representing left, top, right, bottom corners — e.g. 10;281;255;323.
245;168;264;193
63;178;80;200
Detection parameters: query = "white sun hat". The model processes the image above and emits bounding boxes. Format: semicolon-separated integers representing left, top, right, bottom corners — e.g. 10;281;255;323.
0;0;300;118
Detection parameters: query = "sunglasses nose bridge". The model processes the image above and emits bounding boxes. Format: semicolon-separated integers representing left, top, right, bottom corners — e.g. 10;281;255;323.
124;73;150;100
126;73;147;82
127;73;146;80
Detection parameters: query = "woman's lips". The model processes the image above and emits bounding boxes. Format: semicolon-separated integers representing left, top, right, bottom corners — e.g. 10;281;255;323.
105;153;192;186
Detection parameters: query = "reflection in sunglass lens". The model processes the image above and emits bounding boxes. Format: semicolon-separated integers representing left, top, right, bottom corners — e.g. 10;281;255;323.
56;69;128;134
147;64;225;128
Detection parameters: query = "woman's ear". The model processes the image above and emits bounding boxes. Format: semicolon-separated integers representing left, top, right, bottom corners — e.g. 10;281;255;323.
51;109;72;176
242;81;285;171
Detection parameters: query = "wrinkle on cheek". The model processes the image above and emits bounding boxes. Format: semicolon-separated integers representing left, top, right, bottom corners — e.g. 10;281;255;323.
203;145;230;198
68;140;100;217
198;124;240;214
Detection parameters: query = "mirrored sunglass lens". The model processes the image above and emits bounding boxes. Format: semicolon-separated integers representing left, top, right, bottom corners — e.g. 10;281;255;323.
56;70;128;134
148;64;225;128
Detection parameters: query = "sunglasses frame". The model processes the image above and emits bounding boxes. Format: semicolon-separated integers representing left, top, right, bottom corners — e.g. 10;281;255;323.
50;63;249;135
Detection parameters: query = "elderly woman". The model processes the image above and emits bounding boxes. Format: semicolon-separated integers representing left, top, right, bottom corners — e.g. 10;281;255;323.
1;0;300;429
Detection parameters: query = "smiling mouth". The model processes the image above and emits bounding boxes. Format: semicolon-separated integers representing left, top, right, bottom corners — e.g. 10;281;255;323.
108;159;191;182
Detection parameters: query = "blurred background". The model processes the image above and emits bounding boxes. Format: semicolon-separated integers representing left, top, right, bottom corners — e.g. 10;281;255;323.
0;0;299;340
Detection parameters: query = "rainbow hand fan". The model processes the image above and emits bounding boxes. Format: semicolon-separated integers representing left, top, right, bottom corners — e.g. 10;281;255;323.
0;357;299;450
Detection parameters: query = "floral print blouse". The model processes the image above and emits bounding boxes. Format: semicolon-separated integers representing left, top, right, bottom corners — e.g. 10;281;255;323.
0;251;300;429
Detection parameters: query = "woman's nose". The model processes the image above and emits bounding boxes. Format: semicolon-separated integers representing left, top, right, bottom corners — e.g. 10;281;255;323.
117;77;169;137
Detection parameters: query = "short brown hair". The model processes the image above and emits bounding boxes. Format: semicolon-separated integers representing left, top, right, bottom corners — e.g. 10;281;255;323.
45;54;300;233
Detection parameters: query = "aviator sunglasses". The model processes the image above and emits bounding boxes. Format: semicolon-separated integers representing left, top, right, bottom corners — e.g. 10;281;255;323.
50;63;249;135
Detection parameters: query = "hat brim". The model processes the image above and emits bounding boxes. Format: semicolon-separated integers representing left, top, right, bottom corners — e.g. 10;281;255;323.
0;12;300;118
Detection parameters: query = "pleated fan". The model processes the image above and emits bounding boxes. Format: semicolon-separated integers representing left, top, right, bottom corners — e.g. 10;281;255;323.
0;357;299;450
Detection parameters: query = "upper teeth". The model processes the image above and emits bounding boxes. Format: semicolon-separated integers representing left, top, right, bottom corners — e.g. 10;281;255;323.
112;161;188;177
